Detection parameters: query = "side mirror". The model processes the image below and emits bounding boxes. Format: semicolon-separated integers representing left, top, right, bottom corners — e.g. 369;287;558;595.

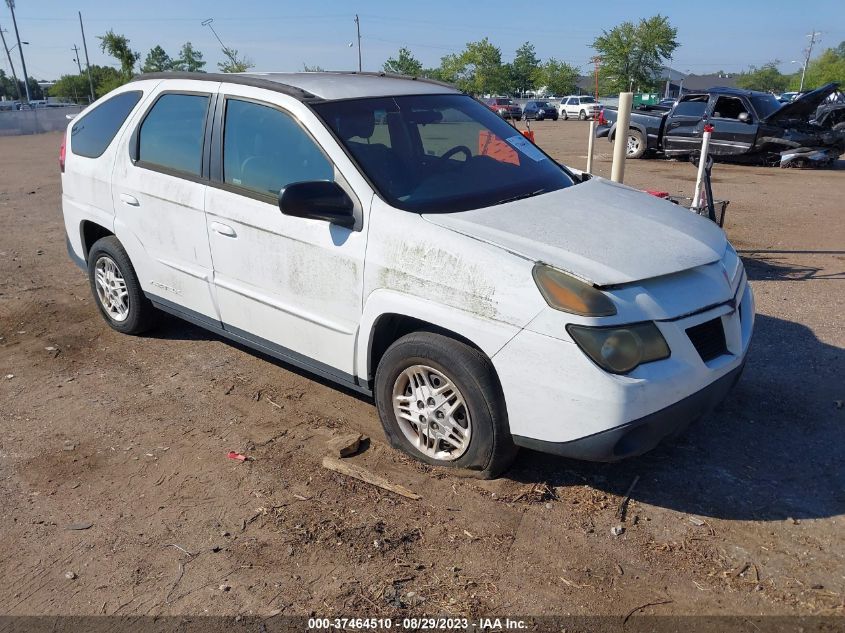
279;181;355;227
738;112;752;123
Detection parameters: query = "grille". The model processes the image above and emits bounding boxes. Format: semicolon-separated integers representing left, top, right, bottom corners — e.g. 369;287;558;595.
686;317;728;362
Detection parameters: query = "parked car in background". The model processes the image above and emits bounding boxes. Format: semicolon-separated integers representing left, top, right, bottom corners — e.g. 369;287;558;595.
596;83;845;166
521;100;559;121
777;91;800;103
61;71;753;477
560;95;601;120
484;96;522;119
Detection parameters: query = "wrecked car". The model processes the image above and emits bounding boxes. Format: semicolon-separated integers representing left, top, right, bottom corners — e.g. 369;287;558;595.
812;89;845;131
598;83;845;166
61;71;753;478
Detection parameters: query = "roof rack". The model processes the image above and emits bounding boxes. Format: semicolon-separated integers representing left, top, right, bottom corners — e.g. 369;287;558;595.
130;71;320;101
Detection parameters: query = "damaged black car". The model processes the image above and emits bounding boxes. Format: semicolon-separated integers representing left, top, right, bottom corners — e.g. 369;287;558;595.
597;83;845;167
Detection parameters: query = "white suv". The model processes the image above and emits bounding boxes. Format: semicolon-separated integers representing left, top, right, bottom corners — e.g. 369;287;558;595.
560;95;601;120
61;72;753;477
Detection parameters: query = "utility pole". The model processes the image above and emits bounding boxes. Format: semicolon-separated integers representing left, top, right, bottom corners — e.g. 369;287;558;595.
354;14;362;72
799;29;821;92
590;55;601;101
72;44;82;74
78;12;95;102
6;0;30;103
0;25;22;101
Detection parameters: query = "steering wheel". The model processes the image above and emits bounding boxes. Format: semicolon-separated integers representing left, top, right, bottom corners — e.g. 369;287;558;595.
439;145;472;163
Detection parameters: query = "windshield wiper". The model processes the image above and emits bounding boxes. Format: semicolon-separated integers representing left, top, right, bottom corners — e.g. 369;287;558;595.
496;189;546;205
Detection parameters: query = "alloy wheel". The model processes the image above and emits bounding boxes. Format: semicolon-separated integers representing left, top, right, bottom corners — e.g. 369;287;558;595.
94;256;130;322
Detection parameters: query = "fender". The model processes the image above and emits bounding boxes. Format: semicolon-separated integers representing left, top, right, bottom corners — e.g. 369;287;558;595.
356;288;522;381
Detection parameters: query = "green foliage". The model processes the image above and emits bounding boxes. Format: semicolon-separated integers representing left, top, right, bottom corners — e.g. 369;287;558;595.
48;73;89;101
98;30;140;80
218;47;253;73
141;45;173;73
735;62;790;93
798;47;845;89
383;47;423;77
592;15;678;93
533;58;579;96
173;42;206;73
511;42;540;94
0;69;43;101
439;38;508;95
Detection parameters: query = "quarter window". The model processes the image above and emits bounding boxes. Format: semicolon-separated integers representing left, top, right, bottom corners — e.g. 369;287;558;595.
222;98;333;198
71;90;142;158
138;93;209;176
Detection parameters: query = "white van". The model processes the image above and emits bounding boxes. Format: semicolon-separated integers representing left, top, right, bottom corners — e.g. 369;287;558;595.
61;72;753;477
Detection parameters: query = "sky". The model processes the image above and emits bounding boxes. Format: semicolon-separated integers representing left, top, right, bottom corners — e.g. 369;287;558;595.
2;0;845;81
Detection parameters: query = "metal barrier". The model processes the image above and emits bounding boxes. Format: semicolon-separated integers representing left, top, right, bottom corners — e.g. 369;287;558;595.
0;106;83;136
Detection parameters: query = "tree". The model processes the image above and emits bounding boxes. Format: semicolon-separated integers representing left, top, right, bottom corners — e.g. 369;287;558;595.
533;58;579;96
98;30;140;80
218;47;253;73
797;47;845;89
511;42;539;95
736;61;790;93
592;15;679;93
439;38;507;95
173;42;206;73
141;45;173;73
383;47;423;76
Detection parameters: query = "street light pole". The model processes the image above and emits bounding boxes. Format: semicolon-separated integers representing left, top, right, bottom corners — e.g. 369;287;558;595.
6;0;31;103
0;25;22;101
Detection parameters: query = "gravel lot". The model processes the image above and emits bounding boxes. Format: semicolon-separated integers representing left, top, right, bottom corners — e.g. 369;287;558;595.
0;123;843;621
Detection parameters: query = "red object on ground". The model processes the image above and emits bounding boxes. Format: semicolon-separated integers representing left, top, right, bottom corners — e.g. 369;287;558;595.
227;451;248;462
521;129;535;143
644;190;670;199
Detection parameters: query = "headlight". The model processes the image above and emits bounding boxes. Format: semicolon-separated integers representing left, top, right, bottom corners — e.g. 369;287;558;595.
533;264;616;316
567;322;670;374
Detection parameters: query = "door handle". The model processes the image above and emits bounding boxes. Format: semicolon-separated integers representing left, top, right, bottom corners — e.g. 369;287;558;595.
119;193;140;206
210;221;237;238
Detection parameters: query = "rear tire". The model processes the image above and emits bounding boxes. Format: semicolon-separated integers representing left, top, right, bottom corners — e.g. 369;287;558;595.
579;110;587;120
87;236;158;335
563;111;569;120
375;332;517;479
626;129;647;159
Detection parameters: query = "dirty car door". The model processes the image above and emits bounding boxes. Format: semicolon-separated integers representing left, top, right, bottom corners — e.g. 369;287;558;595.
662;96;708;154
204;90;367;382
707;95;758;156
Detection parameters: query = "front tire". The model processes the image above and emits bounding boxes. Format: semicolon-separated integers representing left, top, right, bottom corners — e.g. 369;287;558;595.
87;236;157;335
375;332;516;478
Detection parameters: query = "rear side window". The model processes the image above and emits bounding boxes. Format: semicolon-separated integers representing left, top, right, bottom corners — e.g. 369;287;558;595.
138;93;209;176
222;98;333;198
71;91;142;158
673;98;708;118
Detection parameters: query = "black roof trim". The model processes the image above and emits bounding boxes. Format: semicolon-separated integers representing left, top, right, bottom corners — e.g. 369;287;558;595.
685;86;775;98
130;72;323;102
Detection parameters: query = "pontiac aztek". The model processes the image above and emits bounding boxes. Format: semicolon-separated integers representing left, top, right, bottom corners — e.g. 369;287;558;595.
61;72;754;477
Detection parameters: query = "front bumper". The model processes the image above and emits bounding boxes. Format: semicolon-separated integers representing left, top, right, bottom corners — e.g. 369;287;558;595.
512;360;745;461
493;276;754;462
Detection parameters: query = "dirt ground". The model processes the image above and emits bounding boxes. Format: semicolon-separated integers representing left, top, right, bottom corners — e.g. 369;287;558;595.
0;123;843;621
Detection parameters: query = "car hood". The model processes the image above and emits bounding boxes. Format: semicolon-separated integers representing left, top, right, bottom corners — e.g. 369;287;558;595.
764;82;840;124
422;177;727;287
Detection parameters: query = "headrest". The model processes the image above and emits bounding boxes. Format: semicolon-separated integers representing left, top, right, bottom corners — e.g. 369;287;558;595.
337;109;375;141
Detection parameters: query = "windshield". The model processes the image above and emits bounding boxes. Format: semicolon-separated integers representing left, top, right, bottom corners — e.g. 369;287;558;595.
494;98;513;105
536;102;553;108
579;97;596;103
313;94;575;214
749;94;782;119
